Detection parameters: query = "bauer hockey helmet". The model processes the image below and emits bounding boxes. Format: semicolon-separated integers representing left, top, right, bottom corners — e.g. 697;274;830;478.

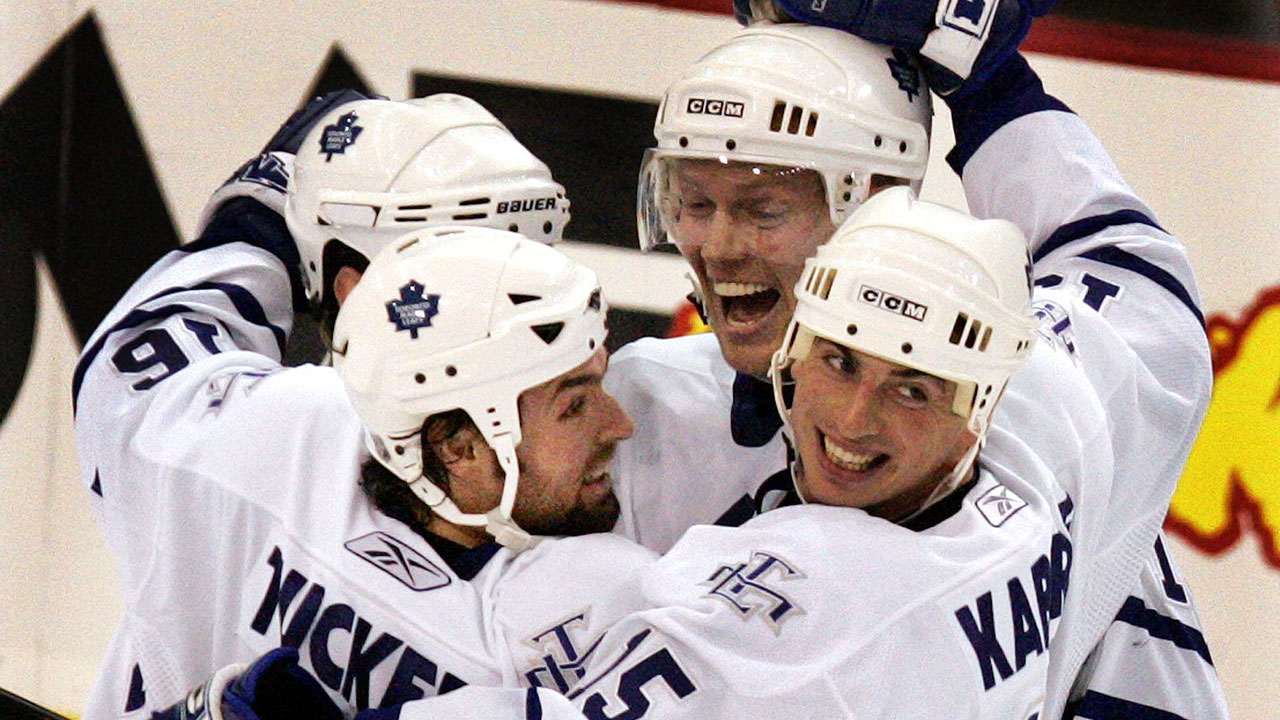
770;187;1036;511
331;226;606;551
638;22;932;251
285;94;570;307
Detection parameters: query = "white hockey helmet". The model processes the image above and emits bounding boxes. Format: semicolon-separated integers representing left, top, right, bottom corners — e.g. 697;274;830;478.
332;226;606;551
285;94;570;307
770;188;1036;510
638;22;932;250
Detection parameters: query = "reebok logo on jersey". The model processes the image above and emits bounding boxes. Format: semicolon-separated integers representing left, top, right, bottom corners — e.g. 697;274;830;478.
345;532;451;592
320;111;363;161
858;285;928;322
975;485;1027;527
386;281;441;340
702;551;805;635
686;97;745;118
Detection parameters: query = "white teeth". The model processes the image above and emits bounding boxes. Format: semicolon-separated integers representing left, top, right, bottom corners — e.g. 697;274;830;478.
823;436;878;471
713;281;770;297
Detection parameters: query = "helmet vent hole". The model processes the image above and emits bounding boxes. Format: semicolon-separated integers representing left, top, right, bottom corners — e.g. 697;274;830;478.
414;373;425;384
965;321;982;349
846;324;858;335
770;101;786;132
949;313;969;345
842;191;852;202
787;106;804;135
543;221;553;234
400;203;432;211
508;223;519;232
979;327;992;351
309;261;317;271
531;322;565;345
679;136;689;148
459;197;490;206
805;112;819;137
508;293;541;305
978;398;987;409
815;267;837;300
899;141;907;153
874;135;883;148
445;366;457;377
588;288;603;311
843;174;853;186
394;445;405;455
726;139;737;151
589;338;597;350
453;212;488;221
901;342;913;354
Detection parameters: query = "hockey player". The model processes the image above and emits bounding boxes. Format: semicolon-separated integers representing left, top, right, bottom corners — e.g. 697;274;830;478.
73;95;652;717
610;17;1225;720
172;188;1112;718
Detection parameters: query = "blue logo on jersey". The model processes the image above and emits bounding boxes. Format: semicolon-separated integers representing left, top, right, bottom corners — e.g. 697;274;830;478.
345;532;451;591
887;49;923;103
319;111;363;161
702;551;805;635
523;613;603;692
386;281;441;339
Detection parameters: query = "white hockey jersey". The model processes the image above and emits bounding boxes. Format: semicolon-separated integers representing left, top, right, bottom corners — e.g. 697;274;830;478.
72;239;656;718
601;89;1223;718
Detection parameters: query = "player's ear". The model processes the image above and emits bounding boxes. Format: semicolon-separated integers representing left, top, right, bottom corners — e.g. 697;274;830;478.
333;266;363;307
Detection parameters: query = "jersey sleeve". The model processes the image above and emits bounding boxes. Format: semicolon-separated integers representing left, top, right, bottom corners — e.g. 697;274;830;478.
946;55;1215;717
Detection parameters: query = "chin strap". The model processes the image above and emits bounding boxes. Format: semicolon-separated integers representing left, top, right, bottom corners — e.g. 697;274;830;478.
405;433;539;553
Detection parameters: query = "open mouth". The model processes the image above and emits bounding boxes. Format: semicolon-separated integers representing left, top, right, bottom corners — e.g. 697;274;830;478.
822;434;888;473
714;281;781;326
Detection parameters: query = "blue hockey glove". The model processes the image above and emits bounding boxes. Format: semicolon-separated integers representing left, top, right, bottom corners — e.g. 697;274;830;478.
763;0;1058;97
151;648;349;720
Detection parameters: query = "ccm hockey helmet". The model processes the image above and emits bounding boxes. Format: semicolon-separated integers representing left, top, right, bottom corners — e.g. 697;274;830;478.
639;22;932;250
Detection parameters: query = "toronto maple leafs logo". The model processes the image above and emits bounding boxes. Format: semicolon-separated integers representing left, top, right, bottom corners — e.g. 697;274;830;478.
976;484;1028;527
319;111;363;161
887;48;924;103
386;281;441;339
345;532;451;591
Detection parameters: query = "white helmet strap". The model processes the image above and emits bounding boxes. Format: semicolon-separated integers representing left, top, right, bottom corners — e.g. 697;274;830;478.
404;431;537;552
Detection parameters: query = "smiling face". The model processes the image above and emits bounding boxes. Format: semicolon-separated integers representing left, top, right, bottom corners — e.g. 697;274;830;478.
510;348;634;535
787;337;977;521
664;159;837;377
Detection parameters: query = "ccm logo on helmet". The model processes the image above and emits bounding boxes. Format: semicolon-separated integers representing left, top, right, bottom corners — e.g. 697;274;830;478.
686;98;745;118
859;285;928;322
497;197;557;214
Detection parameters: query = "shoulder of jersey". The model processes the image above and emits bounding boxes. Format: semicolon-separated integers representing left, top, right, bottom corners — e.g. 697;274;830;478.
608;333;727;383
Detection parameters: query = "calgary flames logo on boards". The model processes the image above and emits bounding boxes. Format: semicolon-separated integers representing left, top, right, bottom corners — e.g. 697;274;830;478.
1168;285;1280;569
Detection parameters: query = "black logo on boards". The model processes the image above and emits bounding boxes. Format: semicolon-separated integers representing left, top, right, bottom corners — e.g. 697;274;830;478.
858;285;928;322
345;531;452;591
686;97;745;118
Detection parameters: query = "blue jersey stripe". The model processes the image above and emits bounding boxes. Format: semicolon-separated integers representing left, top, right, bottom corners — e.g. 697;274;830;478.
72;282;287;412
1068;690;1190;720
1115;595;1214;665
1031;210;1203;326
1032;210;1166;263
1077;246;1205;326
